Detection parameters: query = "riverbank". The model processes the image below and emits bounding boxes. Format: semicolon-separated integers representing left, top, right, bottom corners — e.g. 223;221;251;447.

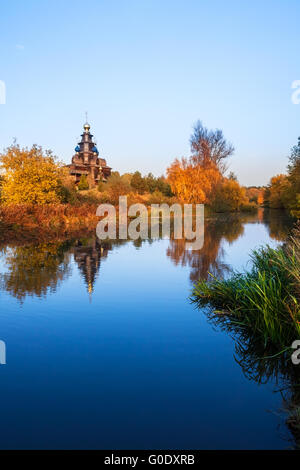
0;203;99;243
0;200;262;244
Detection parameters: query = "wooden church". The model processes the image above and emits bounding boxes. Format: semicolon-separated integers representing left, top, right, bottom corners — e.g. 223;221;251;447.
68;121;112;187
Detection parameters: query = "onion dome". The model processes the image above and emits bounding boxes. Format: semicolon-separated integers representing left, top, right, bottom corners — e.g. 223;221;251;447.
92;146;99;154
84;122;90;132
75;145;80;153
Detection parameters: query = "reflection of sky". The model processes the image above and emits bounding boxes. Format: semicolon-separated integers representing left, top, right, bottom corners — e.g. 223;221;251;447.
221;222;282;273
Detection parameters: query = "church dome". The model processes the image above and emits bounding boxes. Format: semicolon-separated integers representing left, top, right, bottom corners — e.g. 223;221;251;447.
75;145;80;153
92;146;99;154
84;122;90;132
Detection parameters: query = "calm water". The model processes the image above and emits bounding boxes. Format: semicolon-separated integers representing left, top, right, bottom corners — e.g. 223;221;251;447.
0;209;296;449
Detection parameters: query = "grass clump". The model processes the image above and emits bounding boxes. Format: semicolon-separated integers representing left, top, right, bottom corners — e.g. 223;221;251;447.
192;223;300;347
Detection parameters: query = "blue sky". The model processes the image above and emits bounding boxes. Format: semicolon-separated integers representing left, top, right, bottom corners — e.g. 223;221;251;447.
0;0;300;186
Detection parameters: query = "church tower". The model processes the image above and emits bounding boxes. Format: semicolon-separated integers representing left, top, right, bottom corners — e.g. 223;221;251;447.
68;121;112;187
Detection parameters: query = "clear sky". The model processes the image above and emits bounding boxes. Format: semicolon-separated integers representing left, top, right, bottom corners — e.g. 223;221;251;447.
0;0;300;186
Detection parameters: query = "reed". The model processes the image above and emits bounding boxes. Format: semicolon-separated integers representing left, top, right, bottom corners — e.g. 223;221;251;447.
192;223;300;347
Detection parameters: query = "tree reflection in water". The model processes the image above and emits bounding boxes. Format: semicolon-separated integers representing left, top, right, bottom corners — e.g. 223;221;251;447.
167;210;294;283
262;209;294;242
0;238;126;302
0;210;293;301
0;241;72;301
167;215;245;282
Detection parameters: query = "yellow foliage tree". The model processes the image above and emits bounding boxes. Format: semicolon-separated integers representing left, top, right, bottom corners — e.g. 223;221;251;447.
265;174;289;209
212;179;248;212
167;157;222;204
167;122;234;204
0;144;64;204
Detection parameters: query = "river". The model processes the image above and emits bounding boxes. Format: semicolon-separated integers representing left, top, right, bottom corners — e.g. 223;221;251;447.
0;209;296;449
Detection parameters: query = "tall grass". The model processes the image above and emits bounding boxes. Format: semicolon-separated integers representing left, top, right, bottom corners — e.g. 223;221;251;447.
192;223;300;347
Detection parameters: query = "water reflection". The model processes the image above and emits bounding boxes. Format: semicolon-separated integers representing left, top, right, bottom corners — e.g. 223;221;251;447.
263;209;293;241
73;238;111;296
167;210;293;283
167;215;244;282
201;307;300;448
0;242;72;301
0;238;129;301
0;209;297;449
0;210;293;301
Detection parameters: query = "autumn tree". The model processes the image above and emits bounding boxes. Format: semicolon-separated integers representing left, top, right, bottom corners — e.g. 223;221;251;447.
0;144;65;204
105;172;132;204
0;175;4;199
190;121;234;174
264;174;288;209
212;179;248;212
167;122;234;204
285;137;300;216
246;187;264;205
264;137;300;217
167;157;222;204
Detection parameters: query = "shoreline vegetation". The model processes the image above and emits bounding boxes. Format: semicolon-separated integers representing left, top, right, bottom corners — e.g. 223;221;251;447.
192;222;300;348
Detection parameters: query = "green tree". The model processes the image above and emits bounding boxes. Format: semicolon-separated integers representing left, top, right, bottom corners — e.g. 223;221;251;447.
155;176;173;197
78;175;89;191
145;173;157;193
131;171;147;194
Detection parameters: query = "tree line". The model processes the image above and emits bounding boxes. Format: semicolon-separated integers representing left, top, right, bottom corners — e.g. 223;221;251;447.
264;137;300;217
2;121;298;216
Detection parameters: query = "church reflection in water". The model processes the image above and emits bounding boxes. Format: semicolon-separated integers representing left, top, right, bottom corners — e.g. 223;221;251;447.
0;238;114;302
72;238;110;297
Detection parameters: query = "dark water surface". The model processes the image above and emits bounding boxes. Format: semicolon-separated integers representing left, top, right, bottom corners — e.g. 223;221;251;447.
0;210;296;449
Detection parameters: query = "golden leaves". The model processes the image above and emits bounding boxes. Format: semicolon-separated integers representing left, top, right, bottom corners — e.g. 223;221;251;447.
166;157;222;204
0;144;62;204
